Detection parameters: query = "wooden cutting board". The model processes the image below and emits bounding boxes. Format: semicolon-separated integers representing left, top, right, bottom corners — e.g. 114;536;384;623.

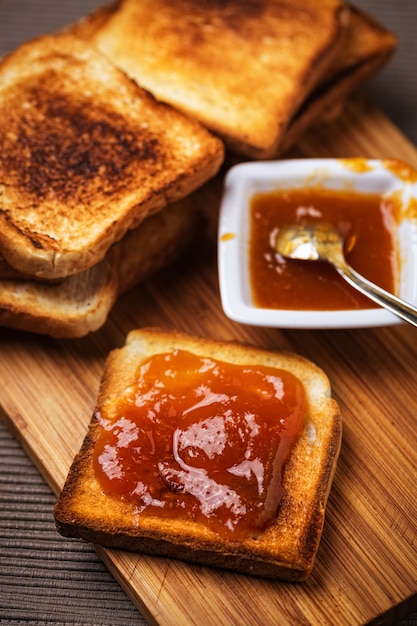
1;96;417;626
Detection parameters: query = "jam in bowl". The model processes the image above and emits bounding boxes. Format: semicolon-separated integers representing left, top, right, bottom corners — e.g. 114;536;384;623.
218;158;417;329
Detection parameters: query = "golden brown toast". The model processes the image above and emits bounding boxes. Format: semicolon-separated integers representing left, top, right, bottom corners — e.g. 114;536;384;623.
0;31;224;280
325;4;397;84
54;328;342;580
0;255;119;339
281;3;397;152
71;1;396;159
70;0;350;159
0;200;200;338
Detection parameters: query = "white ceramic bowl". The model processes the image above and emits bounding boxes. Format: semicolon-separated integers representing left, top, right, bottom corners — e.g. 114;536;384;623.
218;158;417;329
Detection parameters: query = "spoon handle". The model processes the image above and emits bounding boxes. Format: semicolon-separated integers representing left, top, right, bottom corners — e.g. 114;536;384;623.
335;261;417;328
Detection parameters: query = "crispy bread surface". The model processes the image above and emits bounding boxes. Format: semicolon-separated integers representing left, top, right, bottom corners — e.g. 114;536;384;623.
0;200;200;338
281;3;397;152
72;1;396;158
72;0;349;159
0;32;224;279
0;256;119;339
54;328;342;580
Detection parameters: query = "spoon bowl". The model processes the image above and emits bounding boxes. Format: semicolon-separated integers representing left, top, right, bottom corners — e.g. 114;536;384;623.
275;222;417;328
275;222;345;263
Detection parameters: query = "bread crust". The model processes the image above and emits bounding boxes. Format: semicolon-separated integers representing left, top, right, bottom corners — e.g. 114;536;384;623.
0;32;224;279
281;4;397;152
71;1;395;159
72;0;350;159
0;200;201;338
54;328;342;580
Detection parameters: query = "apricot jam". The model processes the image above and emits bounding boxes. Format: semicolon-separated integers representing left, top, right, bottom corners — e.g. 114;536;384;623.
94;349;306;540
250;187;398;310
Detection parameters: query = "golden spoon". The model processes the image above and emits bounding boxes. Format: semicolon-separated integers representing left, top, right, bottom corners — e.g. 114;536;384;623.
275;222;417;328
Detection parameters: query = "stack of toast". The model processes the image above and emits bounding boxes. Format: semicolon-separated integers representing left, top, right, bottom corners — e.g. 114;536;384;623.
0;33;224;337
0;1;396;337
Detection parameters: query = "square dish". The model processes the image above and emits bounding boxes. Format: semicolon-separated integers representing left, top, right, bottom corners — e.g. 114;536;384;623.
217;158;417;329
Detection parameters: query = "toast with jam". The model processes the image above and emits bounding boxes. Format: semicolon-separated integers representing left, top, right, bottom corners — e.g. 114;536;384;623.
54;328;342;580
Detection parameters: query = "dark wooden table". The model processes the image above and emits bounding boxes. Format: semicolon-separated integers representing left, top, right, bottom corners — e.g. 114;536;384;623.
0;1;416;624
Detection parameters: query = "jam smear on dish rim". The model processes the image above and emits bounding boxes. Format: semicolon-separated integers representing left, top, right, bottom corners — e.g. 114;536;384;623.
94;349;306;540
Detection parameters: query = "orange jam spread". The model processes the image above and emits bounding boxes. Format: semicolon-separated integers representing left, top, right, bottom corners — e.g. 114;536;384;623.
250;186;398;311
93;349;306;540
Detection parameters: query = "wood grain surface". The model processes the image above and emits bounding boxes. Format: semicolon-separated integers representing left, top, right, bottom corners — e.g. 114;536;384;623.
0;96;416;626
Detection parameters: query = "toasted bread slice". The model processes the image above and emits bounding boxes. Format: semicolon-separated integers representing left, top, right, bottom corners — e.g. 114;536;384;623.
70;0;349;159
0;32;224;280
54;328;342;580
72;2;396;158
281;4;397;152
0;255;119;339
0;256;47;282
0;200;200;338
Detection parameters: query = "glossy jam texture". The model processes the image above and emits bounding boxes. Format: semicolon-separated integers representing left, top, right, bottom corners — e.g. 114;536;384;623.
94;350;306;540
250;186;398;310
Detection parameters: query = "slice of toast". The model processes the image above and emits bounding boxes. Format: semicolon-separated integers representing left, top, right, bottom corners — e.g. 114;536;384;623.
0;32;224;280
281;4;397;153
70;0;350;159
54;328;342;580
0;254;119;339
0;200;200;338
71;1;396;159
